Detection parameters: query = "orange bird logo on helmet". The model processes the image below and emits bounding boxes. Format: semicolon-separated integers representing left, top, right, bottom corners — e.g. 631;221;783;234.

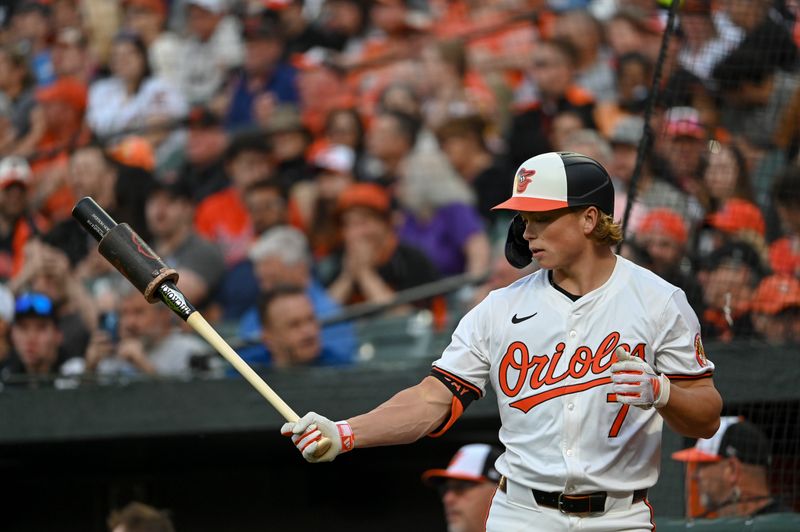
516;168;536;193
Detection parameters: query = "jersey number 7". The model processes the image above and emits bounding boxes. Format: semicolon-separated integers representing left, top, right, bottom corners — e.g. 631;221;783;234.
606;393;630;438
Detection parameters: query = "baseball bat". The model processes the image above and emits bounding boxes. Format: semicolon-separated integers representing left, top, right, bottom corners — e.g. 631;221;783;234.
72;197;331;455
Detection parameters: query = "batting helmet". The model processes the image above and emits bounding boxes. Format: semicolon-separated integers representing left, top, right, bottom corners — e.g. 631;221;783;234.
493;152;615;268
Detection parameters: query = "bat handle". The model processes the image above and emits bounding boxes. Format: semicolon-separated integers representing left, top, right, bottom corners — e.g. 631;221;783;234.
184;311;332;457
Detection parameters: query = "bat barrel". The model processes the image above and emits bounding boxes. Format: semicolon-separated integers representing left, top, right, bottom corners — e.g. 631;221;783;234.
72;196;118;242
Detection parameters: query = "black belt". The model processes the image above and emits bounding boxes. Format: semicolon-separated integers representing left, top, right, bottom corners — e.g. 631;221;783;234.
498;477;648;514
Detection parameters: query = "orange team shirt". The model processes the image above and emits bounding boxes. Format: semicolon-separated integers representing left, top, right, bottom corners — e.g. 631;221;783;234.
194;188;254;266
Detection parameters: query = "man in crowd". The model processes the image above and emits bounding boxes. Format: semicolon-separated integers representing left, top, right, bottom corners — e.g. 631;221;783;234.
107;501;175;532
81;286;208;377
422;443;504;532
1;292;74;386
239;225;355;364
0;156;42;281
241;284;344;369
320;183;439;307
672;416;789;517
145;180;225;308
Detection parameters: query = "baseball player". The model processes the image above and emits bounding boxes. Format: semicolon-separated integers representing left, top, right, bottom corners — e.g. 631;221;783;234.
282;152;722;530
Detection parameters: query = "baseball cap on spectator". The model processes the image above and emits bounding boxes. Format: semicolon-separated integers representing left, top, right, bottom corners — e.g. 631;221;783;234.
707;199;766;237
187;0;226;13
223;129;271;162
750;275;800;315
14;293;57;323
672;416;771;467
313;144;355;174
0;156;32;189
243;13;284;41
336;183;391;217
769;238;800;277
124;0;167;16
107;136;156;172
637;208;688;246
664;107;705;140
186;105;221;128
148;179;193;201
609;116;644;146
0;284;14;323
422;444;503;486
704;240;767;277
35;78;88;114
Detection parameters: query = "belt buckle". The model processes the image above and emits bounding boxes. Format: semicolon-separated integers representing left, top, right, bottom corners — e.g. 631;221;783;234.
557;492;568;514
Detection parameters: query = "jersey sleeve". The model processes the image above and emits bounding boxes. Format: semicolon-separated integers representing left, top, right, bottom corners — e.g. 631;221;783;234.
653;290;715;380
428;297;492;436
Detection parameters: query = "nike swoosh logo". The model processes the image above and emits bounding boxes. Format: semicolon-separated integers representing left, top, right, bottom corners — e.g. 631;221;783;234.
511;312;538;324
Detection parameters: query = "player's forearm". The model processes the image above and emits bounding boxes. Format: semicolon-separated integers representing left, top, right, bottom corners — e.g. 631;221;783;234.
659;378;722;439
347;376;451;448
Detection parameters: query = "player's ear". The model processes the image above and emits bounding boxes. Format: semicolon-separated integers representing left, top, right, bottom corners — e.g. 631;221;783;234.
581;206;599;236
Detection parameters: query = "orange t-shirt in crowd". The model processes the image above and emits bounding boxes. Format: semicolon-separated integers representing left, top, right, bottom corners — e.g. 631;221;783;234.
195;187;254;266
195;186;306;265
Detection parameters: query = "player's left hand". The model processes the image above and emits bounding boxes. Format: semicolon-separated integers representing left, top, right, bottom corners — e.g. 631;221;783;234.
610;347;671;410
281;412;355;463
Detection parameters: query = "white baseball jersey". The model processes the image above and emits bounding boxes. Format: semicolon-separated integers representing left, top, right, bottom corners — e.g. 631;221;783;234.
431;255;713;493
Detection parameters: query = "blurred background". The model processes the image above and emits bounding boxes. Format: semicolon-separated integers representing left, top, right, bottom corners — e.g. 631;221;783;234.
0;0;799;530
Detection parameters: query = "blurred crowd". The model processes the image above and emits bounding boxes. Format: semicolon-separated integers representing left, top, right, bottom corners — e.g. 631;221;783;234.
0;0;799;386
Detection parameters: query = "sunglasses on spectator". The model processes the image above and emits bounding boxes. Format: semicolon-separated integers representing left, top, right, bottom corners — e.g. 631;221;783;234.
15;293;54;317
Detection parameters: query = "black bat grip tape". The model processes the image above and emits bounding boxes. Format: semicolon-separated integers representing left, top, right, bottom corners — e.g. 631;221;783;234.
72;196;118;242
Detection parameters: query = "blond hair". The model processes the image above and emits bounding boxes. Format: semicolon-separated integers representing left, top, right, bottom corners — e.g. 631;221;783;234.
591;213;624;246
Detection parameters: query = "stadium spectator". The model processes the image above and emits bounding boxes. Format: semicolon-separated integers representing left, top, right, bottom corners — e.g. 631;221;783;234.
704;198;768;260
176;106;229;202
177;0;244;105
0;45;39;155
238;225;356;363
86;33;187;142
107;501;175;532
397;143;490;277
419;39;486;129
672;416;789;517
195;130;273;265
9;1;55;86
291;144;357;257
10;239;95;358
270;0;337;58
769;165;800;277
121;0;183;90
422;443;503;532
0;156;43;281
51;26;94;84
632;208;704;311
244;179;289;238
321;0;370;54
695;142;752;214
750;275;800;345
0;283;15;366
222;13;298;131
713;40;799;150
677;0;742;83
435;115;511;228
1;292;76;386
319;183;440;307
549;110;589;152
265;104;313;192
65;144;155;242
241;284;345;369
552;9;616;102
698;241;765;342
145;181;225;308
506;38;595;169
81;285;207;377
323;108;365;157
362;109;418;185
722;0;798;71
659;107;708;194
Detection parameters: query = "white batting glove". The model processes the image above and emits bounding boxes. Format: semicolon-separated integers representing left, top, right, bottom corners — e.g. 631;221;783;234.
280;411;355;463
610;347;671;410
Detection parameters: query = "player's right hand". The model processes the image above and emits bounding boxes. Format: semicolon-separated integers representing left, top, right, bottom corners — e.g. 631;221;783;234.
281;412;355;463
